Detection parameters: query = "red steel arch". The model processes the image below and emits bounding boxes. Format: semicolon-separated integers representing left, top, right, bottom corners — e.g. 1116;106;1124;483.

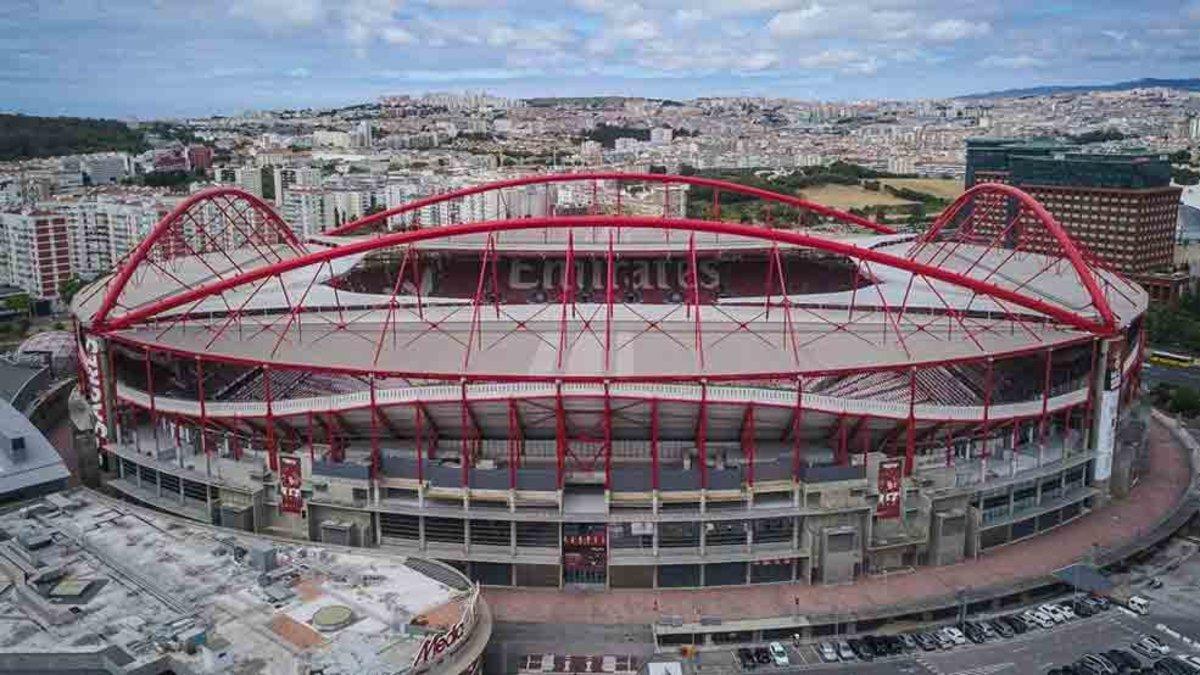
917;182;1117;330
94;212;1116;335
326;171;899;237
92;186;305;328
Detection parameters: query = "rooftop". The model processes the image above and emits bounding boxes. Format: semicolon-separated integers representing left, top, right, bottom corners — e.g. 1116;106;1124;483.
0;488;479;674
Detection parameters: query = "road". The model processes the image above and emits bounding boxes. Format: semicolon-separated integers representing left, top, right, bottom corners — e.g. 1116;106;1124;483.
1142;363;1200;390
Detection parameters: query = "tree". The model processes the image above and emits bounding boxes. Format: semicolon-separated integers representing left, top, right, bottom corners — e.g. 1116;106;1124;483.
59;276;85;304
4;293;31;316
1170;386;1200;417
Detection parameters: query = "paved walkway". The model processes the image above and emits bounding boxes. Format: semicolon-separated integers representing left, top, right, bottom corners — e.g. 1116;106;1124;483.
483;418;1191;625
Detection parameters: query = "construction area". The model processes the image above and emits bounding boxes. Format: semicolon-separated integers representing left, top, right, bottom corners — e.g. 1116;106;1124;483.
0;489;491;674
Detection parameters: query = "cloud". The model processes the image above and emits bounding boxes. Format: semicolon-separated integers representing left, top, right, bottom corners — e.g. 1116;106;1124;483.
924;19;990;42
978;54;1045;69
287;67;311;77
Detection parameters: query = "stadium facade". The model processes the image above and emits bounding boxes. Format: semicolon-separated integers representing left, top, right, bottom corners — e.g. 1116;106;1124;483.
69;173;1148;590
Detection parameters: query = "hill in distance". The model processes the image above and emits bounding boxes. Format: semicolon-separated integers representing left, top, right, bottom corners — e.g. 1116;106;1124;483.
959;77;1200;100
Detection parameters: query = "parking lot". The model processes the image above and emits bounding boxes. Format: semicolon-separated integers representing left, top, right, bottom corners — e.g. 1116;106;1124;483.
701;597;1200;674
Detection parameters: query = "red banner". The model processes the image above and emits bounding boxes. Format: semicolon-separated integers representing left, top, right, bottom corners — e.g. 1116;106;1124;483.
877;458;903;519
279;456;303;513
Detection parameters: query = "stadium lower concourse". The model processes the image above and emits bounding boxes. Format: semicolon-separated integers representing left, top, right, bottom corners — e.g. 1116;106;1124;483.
70;172;1149;590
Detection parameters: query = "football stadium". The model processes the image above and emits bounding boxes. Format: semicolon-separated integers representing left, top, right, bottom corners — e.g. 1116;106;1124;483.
69;172;1147;592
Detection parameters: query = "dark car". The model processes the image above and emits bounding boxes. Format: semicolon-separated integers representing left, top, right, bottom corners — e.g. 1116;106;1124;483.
753;647;771;665
915;632;938;651
848;639;874;662
962;623;987;644
1154;657;1194;675
1089;594;1112;610
990;618;1015;638
736;648;756;669
1104;649;1140;670
1071;599;1098;617
1001;615;1029;634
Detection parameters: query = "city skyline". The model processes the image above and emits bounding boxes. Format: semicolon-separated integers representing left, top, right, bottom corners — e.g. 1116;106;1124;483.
4;0;1200;118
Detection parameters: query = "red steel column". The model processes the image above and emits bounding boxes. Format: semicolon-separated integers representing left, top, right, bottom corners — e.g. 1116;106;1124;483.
264;366;278;471
460;379;470;489
555;380;566;489
743;403;756;487
905;367;916;475
196;357;209;457
698;380;709;490
414;403;424;484
981;357;993;459
1040;348;1052;444
650;398;660;492
792;376;804;481
603;381;613;491
144;347;158;452
507;399;518;490
306;408;315;463
369;376;380;477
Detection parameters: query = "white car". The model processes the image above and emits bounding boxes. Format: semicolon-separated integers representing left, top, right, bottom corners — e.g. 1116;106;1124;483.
1056;603;1077;620
836;641;856;661
1039;604;1066;623
941;626;968;645
1024;610;1054;629
1178;654;1200;671
768;642;789;666
817;642;839;662
1138;635;1170;655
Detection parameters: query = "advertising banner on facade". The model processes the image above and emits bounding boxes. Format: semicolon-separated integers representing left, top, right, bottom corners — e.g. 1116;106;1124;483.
279;455;303;513
877;458;903;519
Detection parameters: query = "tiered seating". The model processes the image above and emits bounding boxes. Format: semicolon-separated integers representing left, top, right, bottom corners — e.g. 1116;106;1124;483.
915;368;980;406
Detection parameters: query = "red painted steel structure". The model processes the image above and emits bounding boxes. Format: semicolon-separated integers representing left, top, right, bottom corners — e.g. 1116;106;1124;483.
82;174;1140;494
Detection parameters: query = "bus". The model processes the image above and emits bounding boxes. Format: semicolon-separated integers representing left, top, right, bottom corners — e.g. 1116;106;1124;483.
1148;350;1195;368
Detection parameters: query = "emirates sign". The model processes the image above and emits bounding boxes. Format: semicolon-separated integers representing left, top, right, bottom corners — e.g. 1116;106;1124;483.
412;618;467;669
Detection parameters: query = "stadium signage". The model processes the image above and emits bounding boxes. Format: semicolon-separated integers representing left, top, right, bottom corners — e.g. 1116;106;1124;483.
877;458;903;519
279;455;303;513
412;617;468;668
507;259;721;292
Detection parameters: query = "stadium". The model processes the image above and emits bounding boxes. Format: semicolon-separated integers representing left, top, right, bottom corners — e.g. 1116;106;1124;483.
69;172;1148;591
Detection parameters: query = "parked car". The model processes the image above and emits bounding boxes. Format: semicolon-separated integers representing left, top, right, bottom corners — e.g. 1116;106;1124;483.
962;622;986;643
1003;614;1029;634
1071;599;1097;617
1148;577;1164;589
768;642;789;667
1128;596;1151;615
1057;603;1077;620
848;638;874;662
736;648;757;669
990;618;1015;638
942;626;968;645
1040;604;1068;623
753;647;771;665
1132;635;1170;659
1077;653;1117;674
1178;654;1200;671
1103;648;1141;671
899;634;918;652
1153;657;1195;675
836;641;856;661
914;632;939;651
1089;594;1111;610
1140;635;1170;656
1025;610;1054;629
817;641;839;662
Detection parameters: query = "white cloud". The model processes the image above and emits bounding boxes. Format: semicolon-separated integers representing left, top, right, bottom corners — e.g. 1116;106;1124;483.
287;67;311;77
978;54;1045;69
616;19;660;41
924;19;990;42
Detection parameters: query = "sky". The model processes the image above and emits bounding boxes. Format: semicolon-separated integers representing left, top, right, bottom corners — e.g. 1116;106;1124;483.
3;0;1200;119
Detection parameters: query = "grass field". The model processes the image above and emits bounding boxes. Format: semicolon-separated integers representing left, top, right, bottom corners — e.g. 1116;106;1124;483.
879;178;965;200
798;184;917;210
